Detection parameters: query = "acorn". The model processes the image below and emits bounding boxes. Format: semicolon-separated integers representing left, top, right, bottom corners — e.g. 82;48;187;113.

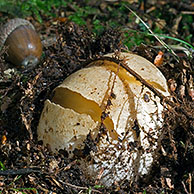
0;18;42;68
37;52;170;186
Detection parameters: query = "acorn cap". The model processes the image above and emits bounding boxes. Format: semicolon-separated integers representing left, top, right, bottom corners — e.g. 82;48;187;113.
0;18;35;49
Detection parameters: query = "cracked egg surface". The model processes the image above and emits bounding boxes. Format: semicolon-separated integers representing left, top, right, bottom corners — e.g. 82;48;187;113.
37;52;170;186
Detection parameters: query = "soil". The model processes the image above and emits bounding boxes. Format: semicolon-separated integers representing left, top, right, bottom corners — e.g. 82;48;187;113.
0;1;194;194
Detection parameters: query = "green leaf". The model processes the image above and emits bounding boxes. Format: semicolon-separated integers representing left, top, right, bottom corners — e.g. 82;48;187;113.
0;161;6;171
68;15;86;25
94;185;104;189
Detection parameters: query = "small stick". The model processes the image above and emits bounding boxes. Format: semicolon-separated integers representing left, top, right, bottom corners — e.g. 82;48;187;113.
0;167;41;176
60;180;102;194
188;173;192;194
182;181;190;194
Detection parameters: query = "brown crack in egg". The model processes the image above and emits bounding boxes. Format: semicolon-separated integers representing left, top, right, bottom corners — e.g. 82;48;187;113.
52;88;117;140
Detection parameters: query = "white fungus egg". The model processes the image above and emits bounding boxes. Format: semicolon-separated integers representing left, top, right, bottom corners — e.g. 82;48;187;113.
37;52;170;187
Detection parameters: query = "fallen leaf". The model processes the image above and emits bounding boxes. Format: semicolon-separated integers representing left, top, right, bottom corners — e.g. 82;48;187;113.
154;51;164;67
1;135;7;145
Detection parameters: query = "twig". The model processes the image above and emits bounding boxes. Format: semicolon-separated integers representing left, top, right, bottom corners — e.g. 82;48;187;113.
49;176;64;190
182;11;194;15
188;173;192;194
59;180;102;194
182;181;190;194
0;167;41;176
63;160;77;171
118;60;175;107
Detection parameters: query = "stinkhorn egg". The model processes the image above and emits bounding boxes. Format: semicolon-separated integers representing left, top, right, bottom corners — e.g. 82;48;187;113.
37;52;170;186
